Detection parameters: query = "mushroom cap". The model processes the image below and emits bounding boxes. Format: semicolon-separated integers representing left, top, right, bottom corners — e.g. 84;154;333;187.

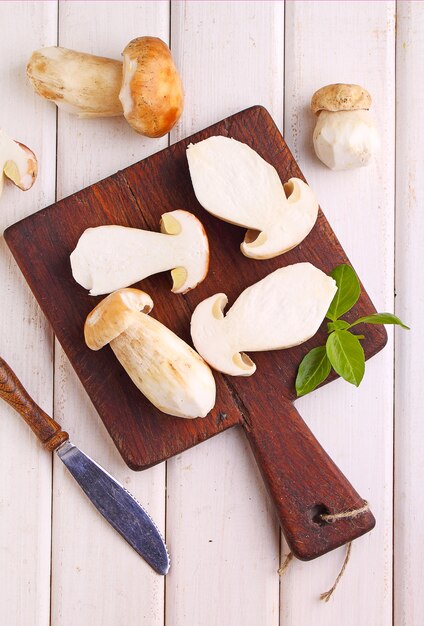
160;210;210;293
311;83;371;115
191;263;337;377
190;293;257;377
85;288;153;350
119;37;184;138
12;142;38;190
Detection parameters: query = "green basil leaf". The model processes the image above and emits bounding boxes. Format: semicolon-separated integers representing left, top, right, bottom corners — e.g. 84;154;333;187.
326;264;361;321
296;346;332;397
327;320;350;333
326;330;365;387
348;312;410;330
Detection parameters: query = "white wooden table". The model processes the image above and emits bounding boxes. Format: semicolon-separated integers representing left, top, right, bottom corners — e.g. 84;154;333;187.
1;2;422;624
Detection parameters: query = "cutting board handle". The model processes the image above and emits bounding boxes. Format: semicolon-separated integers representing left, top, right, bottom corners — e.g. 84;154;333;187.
243;400;375;560
0;357;69;452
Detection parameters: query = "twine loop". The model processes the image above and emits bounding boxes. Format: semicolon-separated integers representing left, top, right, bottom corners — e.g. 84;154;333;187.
278;500;370;602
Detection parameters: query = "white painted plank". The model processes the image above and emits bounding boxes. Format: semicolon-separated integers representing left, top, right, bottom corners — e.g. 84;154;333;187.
51;3;169;625
166;3;283;624
394;3;424;625
0;2;57;625
282;2;395;623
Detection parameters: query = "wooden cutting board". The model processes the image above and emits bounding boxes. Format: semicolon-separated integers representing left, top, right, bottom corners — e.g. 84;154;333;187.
5;106;386;560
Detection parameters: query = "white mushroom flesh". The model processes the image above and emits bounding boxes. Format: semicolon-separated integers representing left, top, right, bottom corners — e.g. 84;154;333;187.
110;312;216;418
70;210;209;295
313;110;380;171
187;136;318;259
190;262;337;376
0;129;37;196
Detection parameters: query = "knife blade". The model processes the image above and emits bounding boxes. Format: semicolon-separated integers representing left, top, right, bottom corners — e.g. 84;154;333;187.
56;440;169;574
0;356;170;575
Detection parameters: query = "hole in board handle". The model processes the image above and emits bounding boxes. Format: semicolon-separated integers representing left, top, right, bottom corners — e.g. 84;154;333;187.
310;504;331;526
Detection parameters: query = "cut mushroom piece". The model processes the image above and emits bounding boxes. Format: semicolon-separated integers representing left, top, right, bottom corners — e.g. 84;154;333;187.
27;37;184;137
85;288;216;419
70;210;209;296
190;262;337;377
0;129;37;198
186;136;319;260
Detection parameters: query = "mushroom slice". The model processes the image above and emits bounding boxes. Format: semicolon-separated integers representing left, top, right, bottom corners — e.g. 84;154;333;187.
190;262;337;377
70;210;209;296
85;288;216;419
0;130;37;197
186;136;319;260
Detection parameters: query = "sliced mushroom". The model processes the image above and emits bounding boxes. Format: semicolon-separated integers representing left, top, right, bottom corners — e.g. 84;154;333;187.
70;210;209;296
186;136;318;260
27;37;184;137
0;129;37;198
85;288;216;419
190;262;337;376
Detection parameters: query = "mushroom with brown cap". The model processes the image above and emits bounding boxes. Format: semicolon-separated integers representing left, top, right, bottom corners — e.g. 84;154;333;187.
26;37;184;138
119;38;184;138
85;288;216;419
70;210;209;296
190;263;337;377
0;129;37;198
311;83;379;170
187;136;319;260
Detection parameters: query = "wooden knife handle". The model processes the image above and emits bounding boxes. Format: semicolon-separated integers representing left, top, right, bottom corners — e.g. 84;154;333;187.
0;357;68;452
243;400;375;560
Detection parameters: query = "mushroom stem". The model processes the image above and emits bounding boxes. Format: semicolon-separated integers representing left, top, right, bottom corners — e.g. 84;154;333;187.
27;47;123;118
84;288;216;419
110;313;215;419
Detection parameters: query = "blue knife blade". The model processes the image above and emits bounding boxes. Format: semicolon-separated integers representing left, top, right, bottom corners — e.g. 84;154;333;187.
56;440;170;575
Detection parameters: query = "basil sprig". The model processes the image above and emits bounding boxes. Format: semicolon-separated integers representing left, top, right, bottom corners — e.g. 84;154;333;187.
295;264;409;397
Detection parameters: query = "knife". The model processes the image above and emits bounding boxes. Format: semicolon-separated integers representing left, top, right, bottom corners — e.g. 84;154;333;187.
0;356;170;575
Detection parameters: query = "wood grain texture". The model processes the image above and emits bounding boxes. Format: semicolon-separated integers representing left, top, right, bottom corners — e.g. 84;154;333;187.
1;1;417;623
49;3;170;626
244;402;375;560
0;2;57;625
5;105;384;559
0;357;68;451
167;4;283;623
281;1;395;622
394;3;424;625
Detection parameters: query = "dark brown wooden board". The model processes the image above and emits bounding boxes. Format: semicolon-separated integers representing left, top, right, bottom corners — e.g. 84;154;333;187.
5;106;386;560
